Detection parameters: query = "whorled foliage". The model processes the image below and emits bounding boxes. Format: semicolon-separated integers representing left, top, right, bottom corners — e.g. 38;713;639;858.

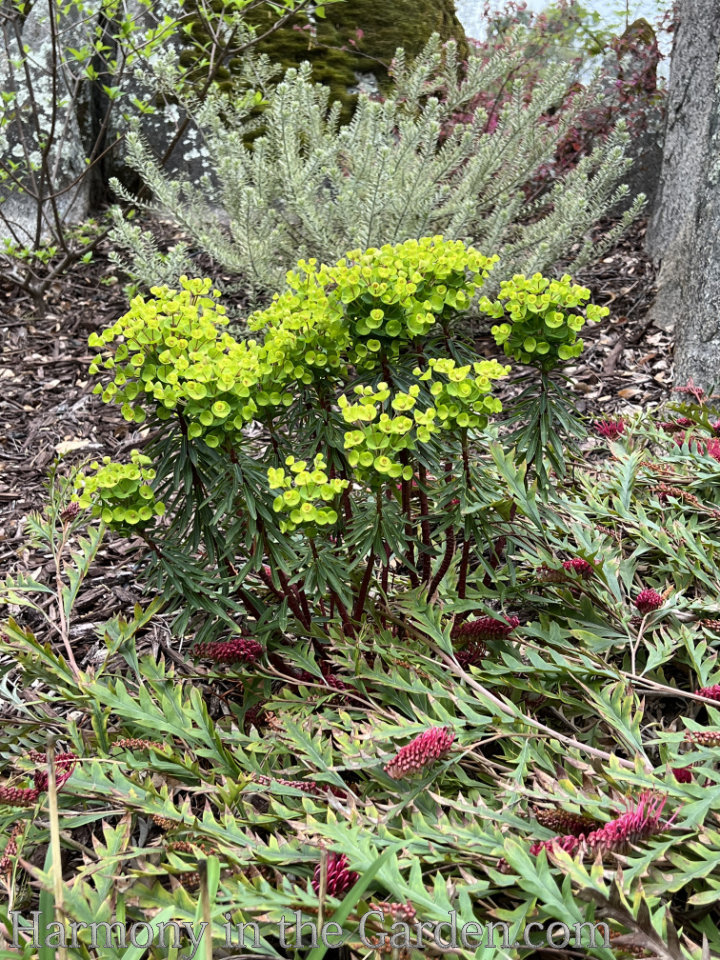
109;33;644;304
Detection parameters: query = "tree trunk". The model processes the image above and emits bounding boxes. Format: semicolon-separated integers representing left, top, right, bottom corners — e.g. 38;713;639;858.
645;0;720;388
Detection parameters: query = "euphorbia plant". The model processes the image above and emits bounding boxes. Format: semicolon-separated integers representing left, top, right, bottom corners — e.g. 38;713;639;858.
79;236;605;652
480;271;609;486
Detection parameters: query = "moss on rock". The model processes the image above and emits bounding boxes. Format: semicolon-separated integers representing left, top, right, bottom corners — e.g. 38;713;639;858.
182;0;468;119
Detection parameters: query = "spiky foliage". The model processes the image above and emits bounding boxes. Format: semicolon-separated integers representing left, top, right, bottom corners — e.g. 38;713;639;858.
109;33;643;305
7;390;720;958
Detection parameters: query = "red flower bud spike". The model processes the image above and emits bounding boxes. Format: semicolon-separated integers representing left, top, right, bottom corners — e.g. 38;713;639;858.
193;637;263;665
312;852;358;896
634;589;664;614
384;726;455;780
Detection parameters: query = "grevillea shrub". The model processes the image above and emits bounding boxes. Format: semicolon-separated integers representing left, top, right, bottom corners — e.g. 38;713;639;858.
6;377;720;956
79;237;607;647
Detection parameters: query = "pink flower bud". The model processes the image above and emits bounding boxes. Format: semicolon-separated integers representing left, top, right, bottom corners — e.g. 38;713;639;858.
312;852;358;896
634;589;664;614
562;558;593;578
594;418;625;440
193;637;263;664
384;726;455;779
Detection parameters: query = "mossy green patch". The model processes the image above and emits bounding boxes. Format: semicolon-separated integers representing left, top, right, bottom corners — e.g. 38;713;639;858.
181;0;468;120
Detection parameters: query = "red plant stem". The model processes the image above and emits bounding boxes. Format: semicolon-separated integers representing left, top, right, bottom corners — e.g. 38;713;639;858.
257;563;284;602
353;551;375;623
400;461;419;589
417;464;432;583
275;567;311;629
256;519;310;627
297;584;312;625
429;526;456;599
460;431;474;489
458;536;471;600
334;592;354;635
308;543;328;619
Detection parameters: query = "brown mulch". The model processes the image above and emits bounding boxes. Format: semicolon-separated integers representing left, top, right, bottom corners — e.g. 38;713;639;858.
562;218;670;416
0;250;152;657
0;216;668;655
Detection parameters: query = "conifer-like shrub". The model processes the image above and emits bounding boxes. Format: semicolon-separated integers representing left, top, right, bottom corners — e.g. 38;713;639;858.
109;34;643;305
77;236;609;648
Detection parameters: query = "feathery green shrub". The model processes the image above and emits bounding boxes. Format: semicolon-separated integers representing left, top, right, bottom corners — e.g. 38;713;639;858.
109;33;643;305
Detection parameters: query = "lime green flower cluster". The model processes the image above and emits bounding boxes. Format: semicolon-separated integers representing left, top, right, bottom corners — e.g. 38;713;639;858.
339;384;429;481
249;236;499;373
88;276;270;445
72;450;166;530
247;260;352;389
267;454;349;533
479;273;609;370
415;357;510;430
88;241;501;458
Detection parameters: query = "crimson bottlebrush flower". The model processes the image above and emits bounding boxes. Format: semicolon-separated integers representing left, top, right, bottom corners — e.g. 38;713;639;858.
530;834;582;857
653;484;700;508
634;588;664;614
451;615;519;641
193;637;263;664
704;439;720;462
587;792;668;855
295;664;350;700
562;558;593;578
0;827;20;874
671;766;694;783
32;753;77;792
244;703;267;730
320;663;349;693
312;852;358;896
531;793;668;859
0;785;40;807
384;726;455;779
455;642;487;669
594;418;625;440
696;685;720;702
